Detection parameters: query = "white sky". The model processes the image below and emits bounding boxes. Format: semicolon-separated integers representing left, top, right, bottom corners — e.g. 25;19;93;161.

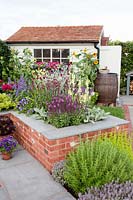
0;0;133;41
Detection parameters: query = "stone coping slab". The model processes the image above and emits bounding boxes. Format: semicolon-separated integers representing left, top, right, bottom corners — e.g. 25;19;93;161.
0;111;129;140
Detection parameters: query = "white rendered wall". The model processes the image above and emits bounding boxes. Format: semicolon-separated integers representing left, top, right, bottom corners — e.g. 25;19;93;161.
100;46;122;96
9;43;96;57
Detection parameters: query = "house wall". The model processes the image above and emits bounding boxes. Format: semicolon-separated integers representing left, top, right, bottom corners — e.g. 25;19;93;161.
100;46;122;96
9;43;96;58
10;43;97;53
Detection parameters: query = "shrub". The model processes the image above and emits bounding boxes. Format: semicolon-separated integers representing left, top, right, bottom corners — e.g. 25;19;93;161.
64;139;133;196
78;181;133;200
0;115;15;136
0;93;15;111
103;132;133;161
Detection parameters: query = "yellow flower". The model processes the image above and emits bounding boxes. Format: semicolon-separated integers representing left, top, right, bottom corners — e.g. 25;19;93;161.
93;60;99;65
72;51;78;56
83;48;88;53
93;52;97;57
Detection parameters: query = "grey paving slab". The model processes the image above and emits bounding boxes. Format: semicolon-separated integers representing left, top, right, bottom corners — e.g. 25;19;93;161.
0;149;34;170
48;191;76;200
0;148;75;200
0;185;10;200
120;95;133;105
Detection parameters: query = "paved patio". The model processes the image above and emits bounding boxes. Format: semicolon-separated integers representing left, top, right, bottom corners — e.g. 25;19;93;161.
0;146;75;200
120;95;133;127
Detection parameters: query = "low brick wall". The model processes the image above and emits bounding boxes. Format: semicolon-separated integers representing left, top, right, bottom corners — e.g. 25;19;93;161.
0;112;126;172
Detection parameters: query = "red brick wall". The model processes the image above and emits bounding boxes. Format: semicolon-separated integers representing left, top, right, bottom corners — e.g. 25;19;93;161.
2;113;128;172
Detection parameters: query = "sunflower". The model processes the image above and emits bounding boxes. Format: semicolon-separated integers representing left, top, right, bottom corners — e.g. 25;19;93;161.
93;52;97;57
93;60;98;65
83;48;88;53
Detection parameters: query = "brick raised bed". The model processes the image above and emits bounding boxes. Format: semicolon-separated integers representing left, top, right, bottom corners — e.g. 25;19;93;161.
0;111;129;172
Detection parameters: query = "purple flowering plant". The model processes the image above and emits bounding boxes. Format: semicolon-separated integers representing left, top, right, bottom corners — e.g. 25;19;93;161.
47;95;85;128
13;75;28;97
0;136;18;153
47;95;82;114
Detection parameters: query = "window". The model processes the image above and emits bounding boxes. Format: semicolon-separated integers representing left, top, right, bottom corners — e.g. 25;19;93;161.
34;48;69;64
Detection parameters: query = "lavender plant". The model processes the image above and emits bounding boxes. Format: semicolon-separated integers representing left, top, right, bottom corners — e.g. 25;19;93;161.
78;181;133;200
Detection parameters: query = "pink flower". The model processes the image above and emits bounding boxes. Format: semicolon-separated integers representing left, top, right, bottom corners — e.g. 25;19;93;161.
2;83;13;91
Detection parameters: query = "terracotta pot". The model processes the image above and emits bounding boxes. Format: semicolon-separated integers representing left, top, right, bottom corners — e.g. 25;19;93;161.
1;152;12;160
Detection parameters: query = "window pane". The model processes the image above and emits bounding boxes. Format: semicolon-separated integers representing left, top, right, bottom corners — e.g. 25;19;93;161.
61;59;69;64
34;49;42;57
52;49;60;58
52;59;60;63
43;49;50;57
43;59;50;62
61;49;69;58
36;59;42;62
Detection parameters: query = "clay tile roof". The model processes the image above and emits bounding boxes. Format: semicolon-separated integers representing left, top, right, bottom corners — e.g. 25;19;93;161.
6;25;103;43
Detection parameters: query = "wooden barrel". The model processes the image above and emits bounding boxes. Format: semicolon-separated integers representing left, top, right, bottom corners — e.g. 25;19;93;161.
94;73;118;104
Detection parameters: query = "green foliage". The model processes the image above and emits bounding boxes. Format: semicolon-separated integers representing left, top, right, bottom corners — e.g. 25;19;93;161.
34;107;47;121
48;111;84;128
88;92;99;107
29;82;53;110
0;93;15;111
99;106;125;119
109;41;133;94
8;48;34;84
84;106;110;123
64;138;133;196
0;40;11;81
70;49;99;106
105;132;133;160
71;50;99;88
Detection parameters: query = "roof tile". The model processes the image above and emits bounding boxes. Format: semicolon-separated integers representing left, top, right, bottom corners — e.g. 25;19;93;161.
6;25;103;43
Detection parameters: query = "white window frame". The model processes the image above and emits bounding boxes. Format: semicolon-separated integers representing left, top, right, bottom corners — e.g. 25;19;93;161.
34;48;70;63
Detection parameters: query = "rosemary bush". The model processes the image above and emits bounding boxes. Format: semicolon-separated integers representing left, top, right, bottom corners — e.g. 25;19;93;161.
64;139;133;196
